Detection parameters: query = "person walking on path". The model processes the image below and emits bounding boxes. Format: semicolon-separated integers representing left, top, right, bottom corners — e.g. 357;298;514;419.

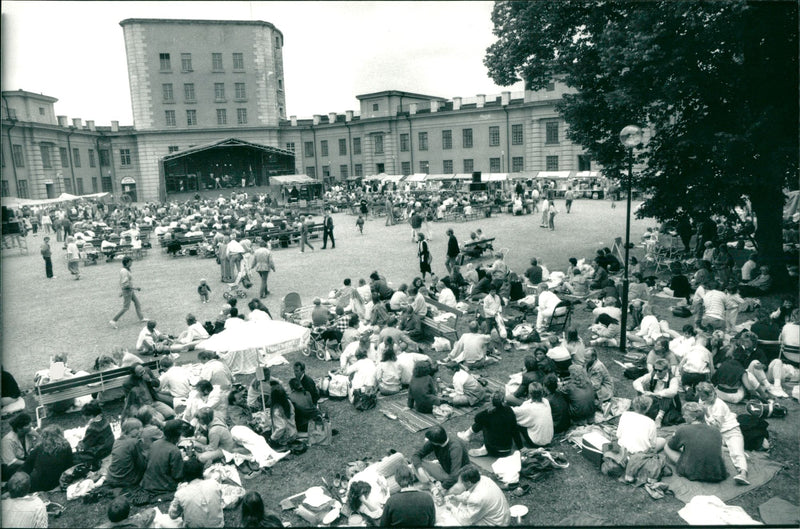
564;188;575;214
66;236;81;280
322;210;335;249
40;236;54;279
110;256;146;329
252;240;276;298
548;201;558;231
418;233;433;280
446;229;460;275
300;216;315;253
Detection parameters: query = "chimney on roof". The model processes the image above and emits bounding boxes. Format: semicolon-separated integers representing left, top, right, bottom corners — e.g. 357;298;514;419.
476;94;485;108
430;100;439;113
409;103;418;115
57;115;68;127
501;91;511;106
453;97;462;111
111;120;119;132
72;118;82;128
313;115;321;126
345;110;353;122
86;120;95;131
290;115;297;126
328;112;337;124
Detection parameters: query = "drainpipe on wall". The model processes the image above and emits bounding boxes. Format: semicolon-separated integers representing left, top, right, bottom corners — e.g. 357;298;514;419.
2;96;21;197
405;114;414;174
503;106;511;173
95;135;105;191
66;127;77;194
311;124;318;182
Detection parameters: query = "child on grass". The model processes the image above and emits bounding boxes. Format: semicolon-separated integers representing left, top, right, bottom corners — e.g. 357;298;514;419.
356;214;365;234
198;279;211;303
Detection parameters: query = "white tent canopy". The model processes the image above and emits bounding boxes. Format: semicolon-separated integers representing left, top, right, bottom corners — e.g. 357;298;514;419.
1;192;110;209
483;173;508;182
381;174;405;183
271;174;317;185
405;173;428;183
536;171;572;179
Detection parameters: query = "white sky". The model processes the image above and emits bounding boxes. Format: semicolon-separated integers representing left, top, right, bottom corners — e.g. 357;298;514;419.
1;1;525;126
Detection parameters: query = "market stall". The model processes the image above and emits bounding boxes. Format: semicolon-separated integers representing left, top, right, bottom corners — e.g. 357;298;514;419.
271;174;323;202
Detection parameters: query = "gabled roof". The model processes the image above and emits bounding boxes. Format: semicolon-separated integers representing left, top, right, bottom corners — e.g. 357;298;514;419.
161;138;294;161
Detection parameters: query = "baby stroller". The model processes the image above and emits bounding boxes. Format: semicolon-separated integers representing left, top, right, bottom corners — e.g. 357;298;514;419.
223;284;249;300
305;326;342;361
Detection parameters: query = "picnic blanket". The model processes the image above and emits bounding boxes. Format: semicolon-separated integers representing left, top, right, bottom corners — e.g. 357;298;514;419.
663;451;783;504
594;397;630;424
678;495;761;525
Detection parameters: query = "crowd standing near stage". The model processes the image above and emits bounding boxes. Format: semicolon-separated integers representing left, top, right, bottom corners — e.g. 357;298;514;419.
2;182;798;527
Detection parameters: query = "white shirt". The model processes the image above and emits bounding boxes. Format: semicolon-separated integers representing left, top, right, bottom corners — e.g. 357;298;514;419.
741;260;757;281
224;317;246;331
636;315;662;341
181;322;210;344
396;352;431;385
437;287;457;308
537;290;561;315
512;399;553;446
247;309;271;322
780;322;799;348
616;411;657;453
159;366;193;399
482;294;502;318
701;289;727;320
347;358;378;391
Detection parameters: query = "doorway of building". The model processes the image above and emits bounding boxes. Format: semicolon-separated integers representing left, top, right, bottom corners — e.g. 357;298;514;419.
121;176;138;202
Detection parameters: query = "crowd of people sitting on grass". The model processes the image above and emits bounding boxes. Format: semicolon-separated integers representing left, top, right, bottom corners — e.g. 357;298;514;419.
3;209;799;526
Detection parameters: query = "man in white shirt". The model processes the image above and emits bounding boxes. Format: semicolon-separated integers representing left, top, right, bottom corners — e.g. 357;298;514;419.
396;352;432;386
616;395;666;454
2;472;48;529
443;321;493;367
158;356;194;405
136;320;175;355
437;280;457;308
410;288;428;318
176;314;210;350
449;466;510;526
698;281;727;330
740;253;758;282
536;285;562;332
389;284;409;312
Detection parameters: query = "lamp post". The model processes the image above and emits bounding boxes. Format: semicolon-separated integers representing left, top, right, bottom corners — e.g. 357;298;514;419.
618;125;643;353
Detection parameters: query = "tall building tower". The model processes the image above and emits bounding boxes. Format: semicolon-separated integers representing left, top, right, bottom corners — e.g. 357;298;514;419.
120;19;286;131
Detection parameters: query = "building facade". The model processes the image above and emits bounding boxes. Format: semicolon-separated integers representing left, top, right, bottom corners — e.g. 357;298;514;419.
1;18;595;203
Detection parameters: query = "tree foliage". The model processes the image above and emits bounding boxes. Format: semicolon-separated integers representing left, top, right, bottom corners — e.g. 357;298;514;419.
485;0;798;272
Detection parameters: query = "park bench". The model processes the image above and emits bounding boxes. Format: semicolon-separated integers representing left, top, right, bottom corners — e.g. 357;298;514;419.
422;297;465;343
458;238;496;265
34;359;160;428
159;233;208;255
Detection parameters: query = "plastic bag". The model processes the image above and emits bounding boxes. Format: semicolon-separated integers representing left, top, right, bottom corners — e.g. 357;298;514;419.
432;336;451;352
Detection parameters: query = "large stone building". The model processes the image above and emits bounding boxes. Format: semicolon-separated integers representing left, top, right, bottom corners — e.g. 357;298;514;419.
1;18;595;203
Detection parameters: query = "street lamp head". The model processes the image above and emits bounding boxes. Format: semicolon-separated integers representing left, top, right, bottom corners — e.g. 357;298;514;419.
619;125;643;149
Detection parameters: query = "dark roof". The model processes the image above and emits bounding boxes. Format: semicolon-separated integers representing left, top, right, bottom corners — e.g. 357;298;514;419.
119;18;282;37
1;90;58;103
356;90;444;101
161;137;293;161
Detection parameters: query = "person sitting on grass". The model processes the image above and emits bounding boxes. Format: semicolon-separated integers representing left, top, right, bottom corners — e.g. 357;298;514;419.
585;348;614;410
135;320;177;356
410;426;470;492
105;418;146;489
616;395;666;455
168;457;224;527
506;354;543;406
444;364;486;408
543;374;571;434
98;496;156;529
678;333;714;398
2;471;48;529
268;385;297;450
198;351;234;390
379;465;436;528
140;419;184;496
448;465;510;526
440;321;493;368
157;356;193;408
174;314;209;352
398;305;425;342
738;265;773;297
241;491;284;528
646;337;680;375
23;425;73;493
123;364;176;422
633;358;683;427
560;365;597;426
546;335;573;379
458;391;517;458
376;338;403;396
379;317;420;354
663;402;728;483
73;401;115;470
287;378;317;433
512;382;554;448
193;407;236;465
695;382;750;486
1;412;39;480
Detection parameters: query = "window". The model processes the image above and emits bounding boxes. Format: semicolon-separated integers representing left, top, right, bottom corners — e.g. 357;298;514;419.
462;128;473;148
418;132;428;151
39;107;45;115
400;133;409;152
216;109;227;125
278;79;283;90
546;81;555;91
322;165;330;177
354;163;363;177
88;149;96;167
320;140;329;157
489;126;500;147
235;83;246;100
162;83;174;102
184;83;196;101
578;155;592;171
340;165;348;179
236;108;247;124
72;148;81;167
275;36;281;48
212;52;223;71
12;144;24;167
181;53;192;72
306;166;316;178
63;178;72;194
419;161;430;174
232;52;244;70
304;141;314;157
463;159;474;173
545;122;559;144
76;178;84;195
1;181;8;197
374;134;384;154
99;149;110;166
338;138;347;156
442;130;452;150
285;142;295;153
101;176;113;192
40;145;52;168
159;53;171;71
443;160;453;173
372;103;379;111
214;83;225;101
168;146;180;153
165;110;176;126
60;147;69;168
489;157;501;172
512;156;524;172
546;155;559;171
90;177;97;193
353;137;361;155
512;124;523;145
17;179;28;198
119;148;132;166
401;161;411;176
186;110;197;126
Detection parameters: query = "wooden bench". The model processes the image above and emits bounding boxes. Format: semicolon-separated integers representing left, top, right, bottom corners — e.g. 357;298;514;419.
458;238;496;265
422;297;465;343
34;359;160;428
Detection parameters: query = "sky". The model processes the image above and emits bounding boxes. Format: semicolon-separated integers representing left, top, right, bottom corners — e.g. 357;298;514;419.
0;1;525;127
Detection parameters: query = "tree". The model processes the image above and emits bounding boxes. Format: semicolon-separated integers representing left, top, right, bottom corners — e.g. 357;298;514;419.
486;0;798;281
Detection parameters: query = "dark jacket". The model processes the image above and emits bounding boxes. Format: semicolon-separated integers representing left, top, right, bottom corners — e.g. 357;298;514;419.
411;436;470;490
447;235;460;258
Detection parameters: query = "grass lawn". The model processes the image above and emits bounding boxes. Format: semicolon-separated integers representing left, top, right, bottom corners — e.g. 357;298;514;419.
2;198;797;527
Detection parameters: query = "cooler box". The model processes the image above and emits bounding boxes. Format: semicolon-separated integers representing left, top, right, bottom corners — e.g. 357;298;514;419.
580;431;611;467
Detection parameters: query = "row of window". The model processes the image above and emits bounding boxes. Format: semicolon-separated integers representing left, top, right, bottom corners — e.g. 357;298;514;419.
160;52;246;73
31;144;125;169
0;175;117;199
162;82;252;103
165;108;247;127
